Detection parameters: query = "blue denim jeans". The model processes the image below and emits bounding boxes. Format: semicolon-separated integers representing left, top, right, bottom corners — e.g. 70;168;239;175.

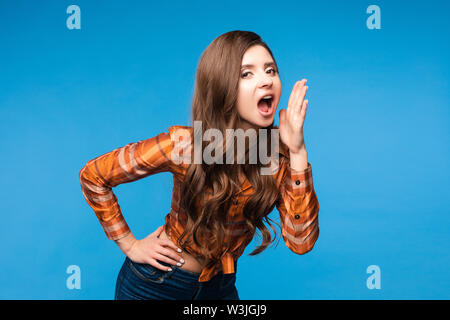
114;256;240;300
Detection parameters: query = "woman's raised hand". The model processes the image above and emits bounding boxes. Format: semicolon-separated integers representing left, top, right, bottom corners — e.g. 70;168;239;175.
279;79;309;154
125;225;185;271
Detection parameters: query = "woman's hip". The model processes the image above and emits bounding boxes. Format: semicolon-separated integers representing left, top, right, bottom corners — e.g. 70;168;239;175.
114;256;239;300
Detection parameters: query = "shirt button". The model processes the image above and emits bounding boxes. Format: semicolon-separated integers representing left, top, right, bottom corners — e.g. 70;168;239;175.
295;180;301;185
294;214;300;219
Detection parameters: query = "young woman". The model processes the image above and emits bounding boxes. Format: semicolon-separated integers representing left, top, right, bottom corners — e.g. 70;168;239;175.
79;30;319;300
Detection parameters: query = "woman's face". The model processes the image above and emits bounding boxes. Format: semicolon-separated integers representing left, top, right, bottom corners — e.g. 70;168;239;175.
236;45;282;130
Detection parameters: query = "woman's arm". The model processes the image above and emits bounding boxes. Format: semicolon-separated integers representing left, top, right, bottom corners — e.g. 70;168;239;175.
277;79;319;253
276;154;319;255
78;130;176;241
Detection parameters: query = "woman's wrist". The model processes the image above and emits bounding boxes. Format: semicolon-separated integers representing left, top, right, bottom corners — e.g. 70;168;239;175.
114;232;137;255
289;147;308;171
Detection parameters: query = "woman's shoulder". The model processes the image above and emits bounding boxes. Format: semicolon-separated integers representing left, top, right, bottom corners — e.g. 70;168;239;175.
168;125;193;140
168;124;192;131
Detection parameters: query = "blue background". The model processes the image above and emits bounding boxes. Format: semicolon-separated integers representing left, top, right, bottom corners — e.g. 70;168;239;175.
0;0;448;299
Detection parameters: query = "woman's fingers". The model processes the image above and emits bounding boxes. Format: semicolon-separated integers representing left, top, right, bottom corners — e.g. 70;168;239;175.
293;82;307;117
137;226;186;272
301;99;308;120
159;238;182;253
147;242;185;271
288;81;303;118
288;79;307;119
298;86;308;115
296;99;308;128
156;246;184;265
287;81;301;117
148;258;173;272
153;252;183;268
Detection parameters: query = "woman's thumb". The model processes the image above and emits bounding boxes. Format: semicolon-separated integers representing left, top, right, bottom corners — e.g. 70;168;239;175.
279;108;286;127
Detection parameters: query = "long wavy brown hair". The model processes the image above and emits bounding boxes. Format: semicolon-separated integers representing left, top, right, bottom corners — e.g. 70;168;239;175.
177;31;288;266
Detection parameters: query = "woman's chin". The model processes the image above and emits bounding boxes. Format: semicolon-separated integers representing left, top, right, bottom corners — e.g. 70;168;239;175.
250;118;275;130
238;112;276;130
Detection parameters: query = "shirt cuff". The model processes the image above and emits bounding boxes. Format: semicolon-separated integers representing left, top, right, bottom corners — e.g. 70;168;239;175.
285;162;314;196
100;214;132;240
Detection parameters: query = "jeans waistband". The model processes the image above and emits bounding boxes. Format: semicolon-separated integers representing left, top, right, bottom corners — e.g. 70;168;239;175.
159;259;238;284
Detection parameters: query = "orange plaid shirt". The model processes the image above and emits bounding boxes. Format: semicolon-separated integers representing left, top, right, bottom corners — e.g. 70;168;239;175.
79;125;320;282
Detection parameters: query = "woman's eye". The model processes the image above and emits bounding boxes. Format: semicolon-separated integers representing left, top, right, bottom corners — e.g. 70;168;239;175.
241;68;277;78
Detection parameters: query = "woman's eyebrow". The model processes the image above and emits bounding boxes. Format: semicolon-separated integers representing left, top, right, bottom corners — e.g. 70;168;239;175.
240;62;276;69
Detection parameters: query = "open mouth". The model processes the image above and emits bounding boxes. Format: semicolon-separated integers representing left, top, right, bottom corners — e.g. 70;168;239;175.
257;96;274;116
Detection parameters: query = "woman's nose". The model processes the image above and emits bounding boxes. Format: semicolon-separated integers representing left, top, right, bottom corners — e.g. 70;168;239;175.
258;74;273;87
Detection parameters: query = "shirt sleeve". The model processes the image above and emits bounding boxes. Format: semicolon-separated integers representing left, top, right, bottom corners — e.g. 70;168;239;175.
276;161;320;254
78;129;176;240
